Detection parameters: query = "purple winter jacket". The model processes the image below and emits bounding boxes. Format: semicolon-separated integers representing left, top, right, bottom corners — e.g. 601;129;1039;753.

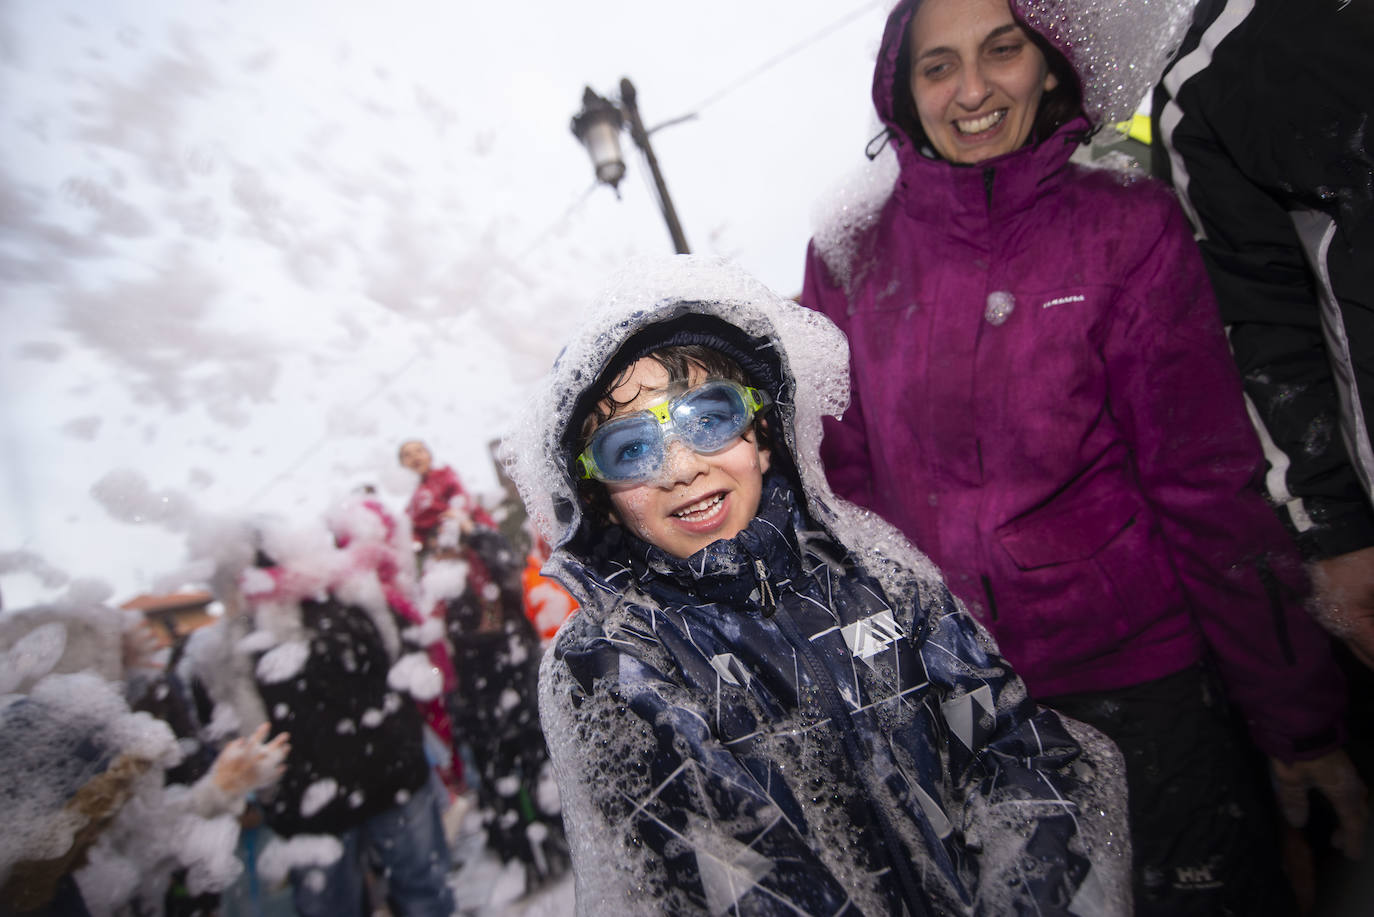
801;0;1345;761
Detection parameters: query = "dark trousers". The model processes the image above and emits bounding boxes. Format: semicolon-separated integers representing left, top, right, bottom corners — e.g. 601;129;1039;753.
1047;665;1297;917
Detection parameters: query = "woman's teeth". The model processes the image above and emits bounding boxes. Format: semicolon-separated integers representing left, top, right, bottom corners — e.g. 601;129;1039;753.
673;493;725;521
956;110;1006;134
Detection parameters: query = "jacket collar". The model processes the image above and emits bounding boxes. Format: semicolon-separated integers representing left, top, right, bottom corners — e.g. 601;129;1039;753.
616;472;806;613
890;116;1088;224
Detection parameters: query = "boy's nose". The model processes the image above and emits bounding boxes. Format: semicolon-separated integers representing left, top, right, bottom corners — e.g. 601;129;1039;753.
659;439;707;487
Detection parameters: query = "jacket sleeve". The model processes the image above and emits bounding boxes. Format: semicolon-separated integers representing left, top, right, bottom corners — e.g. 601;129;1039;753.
802;240;876;509
541;619;858;917
918;589;1131;913
1154;85;1374;560
1102;194;1346;760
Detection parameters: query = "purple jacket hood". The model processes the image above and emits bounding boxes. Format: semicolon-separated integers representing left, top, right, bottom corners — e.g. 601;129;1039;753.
870;0;1198;140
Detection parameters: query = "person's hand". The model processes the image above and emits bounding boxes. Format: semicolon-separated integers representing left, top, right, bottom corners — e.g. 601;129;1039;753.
442;506;475;536
210;723;291;796
1270;749;1368;860
121;619;168;672
1309;546;1374;670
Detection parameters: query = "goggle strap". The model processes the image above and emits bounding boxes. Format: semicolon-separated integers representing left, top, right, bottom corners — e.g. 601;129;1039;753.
744;386;767;413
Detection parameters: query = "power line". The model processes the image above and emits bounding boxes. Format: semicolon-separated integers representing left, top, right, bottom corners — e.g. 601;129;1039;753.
673;0;884;121
517;179;599;259
243;4;885;507
244;182;596;509
242;347;432;508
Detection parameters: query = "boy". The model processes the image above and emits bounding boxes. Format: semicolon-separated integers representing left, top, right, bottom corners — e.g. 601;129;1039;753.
503;257;1129;916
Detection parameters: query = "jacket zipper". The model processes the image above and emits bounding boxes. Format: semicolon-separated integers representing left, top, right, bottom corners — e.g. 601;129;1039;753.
770;602;932;916
980;574;999;621
753;558;777;618
982;166;996;209
1255;555;1296;665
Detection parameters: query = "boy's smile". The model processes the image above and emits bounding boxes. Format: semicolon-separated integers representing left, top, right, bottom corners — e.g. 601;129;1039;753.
599;358;770;559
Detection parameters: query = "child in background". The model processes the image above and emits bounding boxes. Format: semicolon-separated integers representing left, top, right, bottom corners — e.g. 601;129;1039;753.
502;257;1131;916
521;532;579;646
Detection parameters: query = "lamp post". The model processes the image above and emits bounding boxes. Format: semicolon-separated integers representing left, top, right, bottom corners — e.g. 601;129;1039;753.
570;78;691;255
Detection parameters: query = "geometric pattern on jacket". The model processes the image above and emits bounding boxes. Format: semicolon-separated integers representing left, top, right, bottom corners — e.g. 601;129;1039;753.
543;472;1129;916
500;258;1133;915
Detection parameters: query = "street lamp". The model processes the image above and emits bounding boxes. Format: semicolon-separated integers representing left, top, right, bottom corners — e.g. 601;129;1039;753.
569;88;626;190
570;77;691;255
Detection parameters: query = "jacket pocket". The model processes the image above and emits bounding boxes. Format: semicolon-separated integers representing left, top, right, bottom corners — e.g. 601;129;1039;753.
998;490;1137;570
990;480;1184;674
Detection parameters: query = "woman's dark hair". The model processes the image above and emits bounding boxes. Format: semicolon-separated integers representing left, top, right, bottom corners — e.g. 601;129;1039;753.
1025;27;1083;143
890;15;1085;155
574;344;771;524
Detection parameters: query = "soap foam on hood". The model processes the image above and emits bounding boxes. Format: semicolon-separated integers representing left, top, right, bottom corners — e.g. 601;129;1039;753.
500;254;947;610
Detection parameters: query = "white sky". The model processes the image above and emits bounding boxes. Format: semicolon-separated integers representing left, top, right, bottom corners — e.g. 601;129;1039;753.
0;0;893;607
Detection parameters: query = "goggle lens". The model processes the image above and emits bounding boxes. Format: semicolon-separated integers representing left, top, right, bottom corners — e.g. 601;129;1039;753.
587;417;666;483
579;381;768;483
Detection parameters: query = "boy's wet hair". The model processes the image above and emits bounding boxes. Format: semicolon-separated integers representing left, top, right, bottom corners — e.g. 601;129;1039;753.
581;345;754;431
575;344;771;522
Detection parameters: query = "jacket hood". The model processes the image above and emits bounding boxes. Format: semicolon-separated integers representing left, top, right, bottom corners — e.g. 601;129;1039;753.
501;255;946;604
811;0;1196;294
873;0;1198;136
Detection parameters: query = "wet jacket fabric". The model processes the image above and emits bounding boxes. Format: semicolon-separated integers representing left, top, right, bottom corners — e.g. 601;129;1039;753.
254;596;430;838
1152;0;1374;561
501;260;1129;916
442;528;568;876
801;0;1345;761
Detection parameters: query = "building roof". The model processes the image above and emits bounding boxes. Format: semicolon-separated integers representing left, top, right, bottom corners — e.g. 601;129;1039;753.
119;590;214;614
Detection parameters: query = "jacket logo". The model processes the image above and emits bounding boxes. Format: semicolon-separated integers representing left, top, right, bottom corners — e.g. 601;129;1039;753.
1041;294;1086;309
1174;864;1221;889
841;610;904;660
710;653;751;688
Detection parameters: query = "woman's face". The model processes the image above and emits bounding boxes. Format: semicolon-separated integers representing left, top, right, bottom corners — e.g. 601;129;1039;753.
907;0;1057;164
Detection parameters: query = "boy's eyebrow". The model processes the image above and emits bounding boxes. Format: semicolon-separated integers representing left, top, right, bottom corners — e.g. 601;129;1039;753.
593;384;671;429
914;23;1021;62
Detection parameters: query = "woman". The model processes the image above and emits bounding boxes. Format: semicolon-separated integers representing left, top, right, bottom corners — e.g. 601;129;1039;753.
801;0;1363;913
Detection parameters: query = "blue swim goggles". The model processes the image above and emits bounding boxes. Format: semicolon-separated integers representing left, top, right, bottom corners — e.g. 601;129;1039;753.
576;379;771;484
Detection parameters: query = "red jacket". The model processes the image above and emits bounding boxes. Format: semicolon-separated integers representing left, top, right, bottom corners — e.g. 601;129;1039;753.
405;465;494;543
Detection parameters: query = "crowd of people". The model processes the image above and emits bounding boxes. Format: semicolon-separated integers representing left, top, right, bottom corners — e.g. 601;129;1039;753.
2;441;577;916
5;0;1374;915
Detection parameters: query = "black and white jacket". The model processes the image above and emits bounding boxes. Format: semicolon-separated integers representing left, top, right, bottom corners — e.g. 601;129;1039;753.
1153;0;1374;559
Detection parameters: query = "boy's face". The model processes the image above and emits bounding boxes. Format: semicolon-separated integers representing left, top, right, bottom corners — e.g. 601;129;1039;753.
598;357;770;559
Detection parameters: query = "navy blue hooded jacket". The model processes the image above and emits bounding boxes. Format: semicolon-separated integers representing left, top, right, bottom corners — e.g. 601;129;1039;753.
502;257;1130;916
